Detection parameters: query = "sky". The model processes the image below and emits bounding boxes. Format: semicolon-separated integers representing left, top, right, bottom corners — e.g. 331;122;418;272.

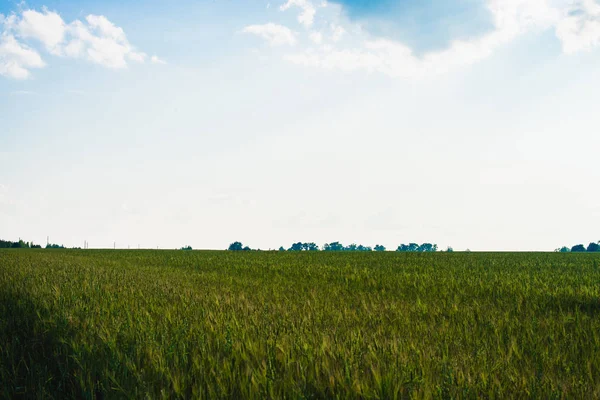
1;0;599;251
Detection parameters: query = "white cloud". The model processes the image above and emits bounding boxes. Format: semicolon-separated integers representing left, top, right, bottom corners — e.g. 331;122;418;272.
556;0;600;53
280;0;316;28
280;0;600;79
331;23;345;42
309;31;322;44
243;23;297;46
0;8;156;78
62;15;147;68
151;55;167;64
0;34;45;79
15;9;65;54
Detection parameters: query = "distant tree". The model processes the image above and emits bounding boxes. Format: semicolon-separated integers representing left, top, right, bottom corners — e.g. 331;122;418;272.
323;242;344;251
46;243;65;249
555;246;571;253
180;246;192;251
587;242;600;252
397;243;437;252
397;243;420;252
345;243;358;251
286;242;319;251
305;242;319;251
418;243;437;252
374;245;386;252
228;242;244;251
242;246;252;251
446;247;454;252
357;245;372;252
278;246;285;252
288;242;304;251
1;239;40;248
396;244;407;252
571;244;586;252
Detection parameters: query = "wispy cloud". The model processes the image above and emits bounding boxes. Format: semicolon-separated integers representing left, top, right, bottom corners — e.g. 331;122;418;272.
555;0;600;53
151;55;167;64
247;0;600;79
10;90;37;95
280;0;317;28
243;23;297;46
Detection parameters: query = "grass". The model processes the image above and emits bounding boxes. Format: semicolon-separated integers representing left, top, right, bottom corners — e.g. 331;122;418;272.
1;249;600;398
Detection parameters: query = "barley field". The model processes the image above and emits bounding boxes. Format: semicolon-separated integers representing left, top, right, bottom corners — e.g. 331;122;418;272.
1;249;600;399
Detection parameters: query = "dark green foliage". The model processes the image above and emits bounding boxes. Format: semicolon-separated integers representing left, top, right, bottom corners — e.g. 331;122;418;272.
323;242;344;251
322;242;373;251
180;246;193;251
287;242;319;251
374;245;386;252
557;242;600;253
587;242;600;252
397;243;438;252
3;250;600;398
228;241;244;251
0;239;41;249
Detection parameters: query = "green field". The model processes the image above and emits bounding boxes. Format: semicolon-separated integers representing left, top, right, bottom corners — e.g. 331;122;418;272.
1;250;600;399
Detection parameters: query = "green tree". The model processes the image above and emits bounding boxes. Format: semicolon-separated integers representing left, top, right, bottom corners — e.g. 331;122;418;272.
288;242;304;251
323;242;344;251
587;242;600;252
228;242;244;251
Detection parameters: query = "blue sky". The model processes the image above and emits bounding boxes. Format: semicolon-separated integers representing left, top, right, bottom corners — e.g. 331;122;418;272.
1;0;600;250
329;0;493;52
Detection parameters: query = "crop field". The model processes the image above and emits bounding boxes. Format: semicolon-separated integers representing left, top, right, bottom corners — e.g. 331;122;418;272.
1;250;600;399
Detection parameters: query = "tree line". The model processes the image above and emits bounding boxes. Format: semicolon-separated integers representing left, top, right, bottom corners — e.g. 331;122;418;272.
555;242;600;253
0;239;42;249
0;238;66;249
227;241;447;252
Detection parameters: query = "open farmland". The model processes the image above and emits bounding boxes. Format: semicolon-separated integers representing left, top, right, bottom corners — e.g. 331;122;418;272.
1;250;600;398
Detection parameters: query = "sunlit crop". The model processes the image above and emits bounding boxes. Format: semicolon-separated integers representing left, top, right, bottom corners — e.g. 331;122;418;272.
1;250;600;398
